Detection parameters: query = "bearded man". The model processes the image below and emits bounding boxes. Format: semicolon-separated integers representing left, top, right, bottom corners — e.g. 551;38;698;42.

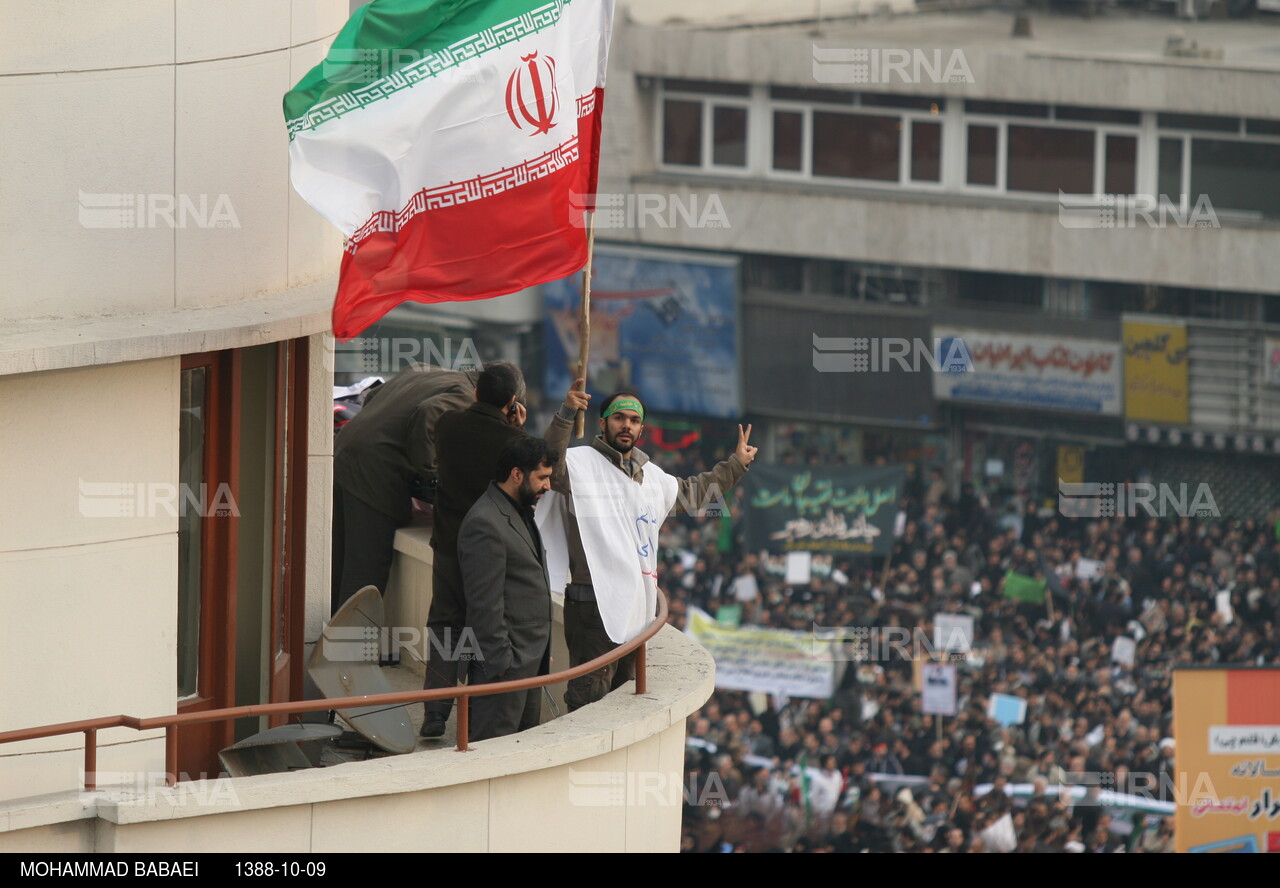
457;436;560;742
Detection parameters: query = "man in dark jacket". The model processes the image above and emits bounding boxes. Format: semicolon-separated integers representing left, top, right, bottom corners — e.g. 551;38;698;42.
419;368;588;737
331;363;479;613
457;437;560;742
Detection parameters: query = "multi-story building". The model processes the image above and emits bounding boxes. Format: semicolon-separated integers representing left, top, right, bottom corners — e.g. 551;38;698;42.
1;0;344;801
0;0;705;853
595;5;1280;517
6;0;1280;853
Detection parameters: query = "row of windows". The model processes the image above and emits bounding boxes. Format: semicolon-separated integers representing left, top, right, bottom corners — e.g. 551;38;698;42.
658;82;1280;218
741;253;1280;323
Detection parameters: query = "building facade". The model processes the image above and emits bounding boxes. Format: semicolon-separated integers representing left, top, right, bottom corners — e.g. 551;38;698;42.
1;0;348;798
591;8;1280;517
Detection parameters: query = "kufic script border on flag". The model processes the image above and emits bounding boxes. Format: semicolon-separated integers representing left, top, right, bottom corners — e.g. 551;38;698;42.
286;0;576;138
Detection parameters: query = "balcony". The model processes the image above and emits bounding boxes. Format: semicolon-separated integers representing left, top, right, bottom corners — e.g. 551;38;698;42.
0;524;714;853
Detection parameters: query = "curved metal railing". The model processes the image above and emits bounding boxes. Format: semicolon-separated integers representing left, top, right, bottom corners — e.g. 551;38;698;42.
0;590;670;790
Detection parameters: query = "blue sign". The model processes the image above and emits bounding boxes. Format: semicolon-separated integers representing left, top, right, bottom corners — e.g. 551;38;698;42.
543;248;740;418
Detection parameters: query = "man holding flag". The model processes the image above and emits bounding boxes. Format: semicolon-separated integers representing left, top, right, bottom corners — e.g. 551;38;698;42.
284;0;616;339
538;393;758;711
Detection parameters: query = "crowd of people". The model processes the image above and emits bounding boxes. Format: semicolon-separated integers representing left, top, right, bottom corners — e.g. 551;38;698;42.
655;446;1280;853
335;366;1278;850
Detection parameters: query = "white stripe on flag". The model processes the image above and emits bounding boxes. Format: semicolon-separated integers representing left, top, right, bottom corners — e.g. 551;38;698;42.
290;0;611;237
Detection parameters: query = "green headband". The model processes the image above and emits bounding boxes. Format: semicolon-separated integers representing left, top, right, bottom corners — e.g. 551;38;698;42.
602;398;645;422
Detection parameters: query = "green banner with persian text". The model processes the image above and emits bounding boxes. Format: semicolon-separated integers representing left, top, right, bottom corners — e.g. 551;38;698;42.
742;464;905;555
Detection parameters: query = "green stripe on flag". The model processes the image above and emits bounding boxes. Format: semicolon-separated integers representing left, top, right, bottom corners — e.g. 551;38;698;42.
1002;569;1047;604
285;0;573;137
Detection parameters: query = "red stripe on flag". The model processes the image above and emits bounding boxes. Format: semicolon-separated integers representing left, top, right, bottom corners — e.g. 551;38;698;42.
332;88;604;340
581;87;606;209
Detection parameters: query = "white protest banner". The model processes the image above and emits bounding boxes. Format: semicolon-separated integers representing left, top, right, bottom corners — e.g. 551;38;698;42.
686;607;834;698
934;613;974;653
731;573;760;603
921;662;958;716
1076;558;1104;581
979;812;1017;853
1111;636;1136;667
785;551;813;586
1215;590;1234;626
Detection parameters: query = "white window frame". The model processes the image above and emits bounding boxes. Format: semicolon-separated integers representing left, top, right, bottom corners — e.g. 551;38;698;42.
656;85;754;176
763;98;947;192
765;100;813;179
958;116;1007;193
1153;132;1193;215
903;113;947;190
1093;129;1141;196
651;80;1280;222
1153;122;1280;219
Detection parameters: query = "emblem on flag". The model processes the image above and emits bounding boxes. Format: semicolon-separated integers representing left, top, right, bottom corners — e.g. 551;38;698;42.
284;0;616;339
506;51;559;135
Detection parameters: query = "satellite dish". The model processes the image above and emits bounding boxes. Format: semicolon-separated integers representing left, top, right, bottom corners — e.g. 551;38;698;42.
308;585;417;755
218;722;344;778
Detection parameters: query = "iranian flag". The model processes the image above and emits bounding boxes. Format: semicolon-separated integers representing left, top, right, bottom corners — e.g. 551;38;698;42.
285;0;615;339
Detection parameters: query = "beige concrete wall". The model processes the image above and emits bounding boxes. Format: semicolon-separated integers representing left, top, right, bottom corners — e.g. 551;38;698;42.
0;820;96;854
0;338;341;805
610;177;1279;295
0;0;346;325
0;0;346;814
621;0;915;26
624;21;1280;118
383;526;572;716
304;333;336;651
0;360;178;800
89;727;685;853
0;626;713;853
0;731;677;853
385;525;435;670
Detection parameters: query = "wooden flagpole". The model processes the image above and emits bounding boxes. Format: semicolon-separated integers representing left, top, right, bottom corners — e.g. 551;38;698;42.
574;211;596;439
878;548;894;599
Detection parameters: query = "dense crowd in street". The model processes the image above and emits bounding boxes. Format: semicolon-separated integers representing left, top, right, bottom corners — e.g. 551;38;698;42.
656;448;1280;853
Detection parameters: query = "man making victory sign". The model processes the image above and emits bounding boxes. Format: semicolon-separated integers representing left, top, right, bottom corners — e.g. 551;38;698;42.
540;392;758;711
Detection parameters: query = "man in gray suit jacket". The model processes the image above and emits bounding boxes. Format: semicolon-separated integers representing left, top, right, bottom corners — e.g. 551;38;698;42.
458;436;560;742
